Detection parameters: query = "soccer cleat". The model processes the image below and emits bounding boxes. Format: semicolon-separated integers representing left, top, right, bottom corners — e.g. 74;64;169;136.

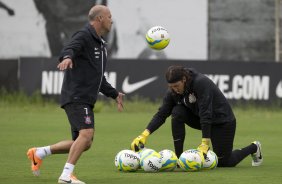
251;141;263;166
58;174;86;184
27;147;43;176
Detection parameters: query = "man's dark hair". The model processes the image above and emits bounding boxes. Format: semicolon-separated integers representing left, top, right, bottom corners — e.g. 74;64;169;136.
165;65;191;83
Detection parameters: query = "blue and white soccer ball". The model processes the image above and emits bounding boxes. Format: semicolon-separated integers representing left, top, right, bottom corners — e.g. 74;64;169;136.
114;149;140;172
159;149;178;171
203;150;218;170
178;149;204;172
139;148;162;172
145;26;170;50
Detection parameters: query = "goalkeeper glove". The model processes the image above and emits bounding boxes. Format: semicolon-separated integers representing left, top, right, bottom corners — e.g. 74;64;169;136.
130;129;150;152
197;138;210;158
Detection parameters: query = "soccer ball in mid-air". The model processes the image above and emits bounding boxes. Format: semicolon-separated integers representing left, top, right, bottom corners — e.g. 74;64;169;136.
178;149;204;172
139;148;162;172
203;150;218;170
115;149;140;172
159;149;178;171
145;26;170;50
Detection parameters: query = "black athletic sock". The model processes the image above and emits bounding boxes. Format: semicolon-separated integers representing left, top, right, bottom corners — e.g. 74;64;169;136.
173;138;185;158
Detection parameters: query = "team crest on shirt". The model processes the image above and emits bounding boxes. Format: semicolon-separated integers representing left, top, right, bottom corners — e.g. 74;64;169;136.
84;116;92;124
188;93;196;103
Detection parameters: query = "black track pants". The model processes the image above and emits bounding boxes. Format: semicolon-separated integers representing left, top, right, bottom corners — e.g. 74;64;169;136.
171;105;257;167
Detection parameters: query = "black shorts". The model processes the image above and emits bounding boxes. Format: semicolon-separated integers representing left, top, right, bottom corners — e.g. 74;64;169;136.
64;103;94;140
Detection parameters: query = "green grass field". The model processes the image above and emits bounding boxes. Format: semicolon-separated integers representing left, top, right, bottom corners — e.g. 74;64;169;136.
0;101;281;184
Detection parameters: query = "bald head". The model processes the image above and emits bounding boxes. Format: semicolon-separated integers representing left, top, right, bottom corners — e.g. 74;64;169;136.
88;5;113;37
88;5;109;21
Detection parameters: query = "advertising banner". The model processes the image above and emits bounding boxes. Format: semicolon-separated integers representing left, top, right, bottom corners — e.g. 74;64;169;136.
18;58;282;105
0;59;18;91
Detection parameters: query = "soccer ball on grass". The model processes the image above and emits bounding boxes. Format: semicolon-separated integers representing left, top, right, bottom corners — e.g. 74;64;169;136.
114;149;140;172
159;149;178;171
203;150;218;170
178;149;204;172
139;148;162;172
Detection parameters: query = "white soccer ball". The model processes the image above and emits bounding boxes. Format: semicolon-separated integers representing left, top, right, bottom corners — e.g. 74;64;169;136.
114;150;125;168
114;149;140;172
203;150;218;170
159;149;178;171
140;148;162;172
145;26;170;50
178;149;204;172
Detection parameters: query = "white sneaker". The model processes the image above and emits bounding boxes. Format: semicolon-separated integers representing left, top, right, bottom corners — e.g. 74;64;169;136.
58;174;86;184
251;141;263;166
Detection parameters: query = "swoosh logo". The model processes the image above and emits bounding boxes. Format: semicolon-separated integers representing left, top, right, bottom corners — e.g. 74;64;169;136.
258;145;262;159
276;80;282;98
32;153;38;165
122;76;158;93
59;179;72;183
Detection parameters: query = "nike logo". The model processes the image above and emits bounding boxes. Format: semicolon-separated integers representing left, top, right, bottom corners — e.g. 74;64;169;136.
122;76;158;93
59;179;72;183
258;145;262;159
276;80;282;98
32;152;38;165
174;139;182;142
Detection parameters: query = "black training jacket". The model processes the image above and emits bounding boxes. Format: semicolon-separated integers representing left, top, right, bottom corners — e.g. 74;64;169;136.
146;68;236;138
59;23;118;107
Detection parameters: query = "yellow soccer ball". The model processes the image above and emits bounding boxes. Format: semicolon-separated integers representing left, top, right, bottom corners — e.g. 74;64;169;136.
139;148;162;172
115;149;140;172
145;26;170;50
178;149;204;172
203;150;218;170
159;149;178;171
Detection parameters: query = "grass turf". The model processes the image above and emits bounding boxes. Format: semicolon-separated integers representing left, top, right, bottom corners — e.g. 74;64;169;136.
0;104;281;184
